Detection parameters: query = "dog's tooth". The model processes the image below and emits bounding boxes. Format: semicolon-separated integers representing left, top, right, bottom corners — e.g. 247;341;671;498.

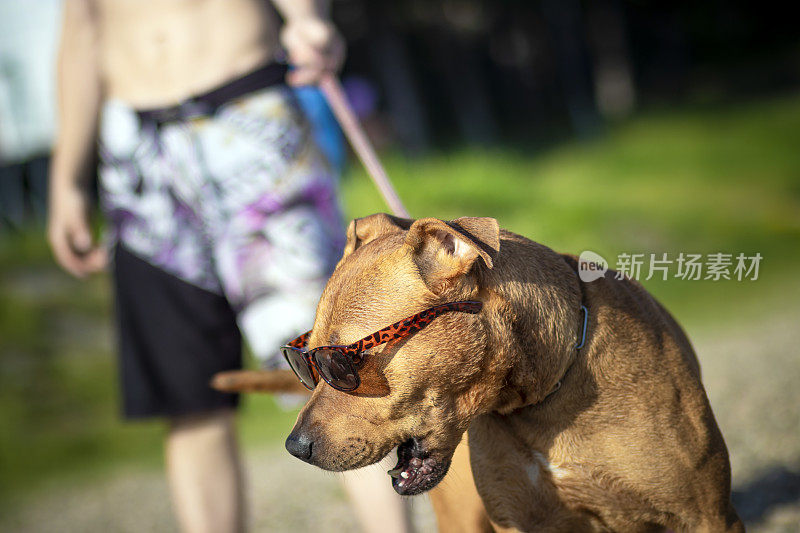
400;471;409;479
387;468;403;478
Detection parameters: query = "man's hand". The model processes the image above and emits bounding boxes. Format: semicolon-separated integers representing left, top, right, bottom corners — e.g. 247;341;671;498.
281;17;345;86
47;184;107;278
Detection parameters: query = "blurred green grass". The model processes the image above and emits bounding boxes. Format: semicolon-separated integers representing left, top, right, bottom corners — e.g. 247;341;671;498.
1;93;799;506
343;94;800;323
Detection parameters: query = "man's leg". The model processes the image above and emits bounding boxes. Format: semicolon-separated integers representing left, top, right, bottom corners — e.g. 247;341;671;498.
166;409;246;533
100;97;248;533
340;455;413;533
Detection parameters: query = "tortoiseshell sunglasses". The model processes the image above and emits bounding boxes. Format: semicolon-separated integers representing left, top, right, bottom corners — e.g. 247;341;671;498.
281;301;483;392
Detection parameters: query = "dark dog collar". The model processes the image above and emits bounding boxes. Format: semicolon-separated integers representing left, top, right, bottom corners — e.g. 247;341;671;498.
543;260;590;401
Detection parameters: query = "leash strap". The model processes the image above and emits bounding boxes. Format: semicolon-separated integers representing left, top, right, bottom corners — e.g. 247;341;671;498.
319;74;410;218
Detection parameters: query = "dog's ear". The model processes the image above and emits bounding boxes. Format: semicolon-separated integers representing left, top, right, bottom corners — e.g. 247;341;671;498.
338;213;414;266
405;217;500;293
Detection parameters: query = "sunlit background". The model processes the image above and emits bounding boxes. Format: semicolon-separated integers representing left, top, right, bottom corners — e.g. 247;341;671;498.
1;1;799;531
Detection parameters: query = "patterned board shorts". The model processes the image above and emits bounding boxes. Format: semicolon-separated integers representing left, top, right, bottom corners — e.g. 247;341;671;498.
99;82;345;417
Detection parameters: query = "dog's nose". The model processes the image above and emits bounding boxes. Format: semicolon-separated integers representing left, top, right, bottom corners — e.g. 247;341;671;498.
285;431;314;462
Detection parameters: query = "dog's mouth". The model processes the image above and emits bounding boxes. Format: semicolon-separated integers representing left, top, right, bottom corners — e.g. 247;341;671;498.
387;438;450;495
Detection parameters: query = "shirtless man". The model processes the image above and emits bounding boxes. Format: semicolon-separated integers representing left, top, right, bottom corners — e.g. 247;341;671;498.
48;1;409;532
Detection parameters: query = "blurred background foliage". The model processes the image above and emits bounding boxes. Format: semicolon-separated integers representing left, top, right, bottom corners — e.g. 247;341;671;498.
1;0;799;529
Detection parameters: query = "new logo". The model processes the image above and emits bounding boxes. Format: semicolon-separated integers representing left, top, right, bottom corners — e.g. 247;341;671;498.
578;251;608;282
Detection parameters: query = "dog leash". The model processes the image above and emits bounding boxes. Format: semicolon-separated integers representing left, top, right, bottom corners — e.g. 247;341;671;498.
319;74;410;218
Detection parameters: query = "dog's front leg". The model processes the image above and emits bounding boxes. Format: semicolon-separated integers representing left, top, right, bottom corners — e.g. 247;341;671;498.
467;418;595;533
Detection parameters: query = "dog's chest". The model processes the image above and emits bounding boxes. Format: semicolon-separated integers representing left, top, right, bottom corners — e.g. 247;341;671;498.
524;451;569;486
469;420;563;498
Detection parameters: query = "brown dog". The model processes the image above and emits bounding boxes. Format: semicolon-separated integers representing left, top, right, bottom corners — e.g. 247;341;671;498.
219;213;743;532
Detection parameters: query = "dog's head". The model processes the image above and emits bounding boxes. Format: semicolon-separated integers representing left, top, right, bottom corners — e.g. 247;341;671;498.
286;213;501;495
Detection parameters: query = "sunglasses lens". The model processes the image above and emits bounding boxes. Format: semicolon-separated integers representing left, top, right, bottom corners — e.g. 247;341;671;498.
313;348;360;391
282;347;316;390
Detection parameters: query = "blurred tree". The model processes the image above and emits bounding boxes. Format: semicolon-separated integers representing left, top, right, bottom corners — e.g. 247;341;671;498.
364;1;431;153
540;0;600;137
585;0;636;118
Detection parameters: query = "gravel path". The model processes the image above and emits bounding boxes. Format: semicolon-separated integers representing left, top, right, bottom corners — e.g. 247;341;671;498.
0;449;437;533
2;308;798;532
696;310;800;532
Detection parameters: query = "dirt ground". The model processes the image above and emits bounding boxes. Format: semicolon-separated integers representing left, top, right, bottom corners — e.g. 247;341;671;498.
2;307;799;532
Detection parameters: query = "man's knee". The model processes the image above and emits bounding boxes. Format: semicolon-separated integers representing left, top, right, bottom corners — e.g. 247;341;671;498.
168;408;236;436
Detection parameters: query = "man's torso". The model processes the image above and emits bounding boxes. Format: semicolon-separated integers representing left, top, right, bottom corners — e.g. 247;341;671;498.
94;0;279;108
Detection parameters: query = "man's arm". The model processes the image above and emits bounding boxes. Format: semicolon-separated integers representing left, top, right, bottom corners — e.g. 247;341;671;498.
48;0;106;277
271;0;345;86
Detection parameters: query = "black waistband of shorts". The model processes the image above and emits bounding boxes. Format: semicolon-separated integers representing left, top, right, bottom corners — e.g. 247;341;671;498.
136;61;288;128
